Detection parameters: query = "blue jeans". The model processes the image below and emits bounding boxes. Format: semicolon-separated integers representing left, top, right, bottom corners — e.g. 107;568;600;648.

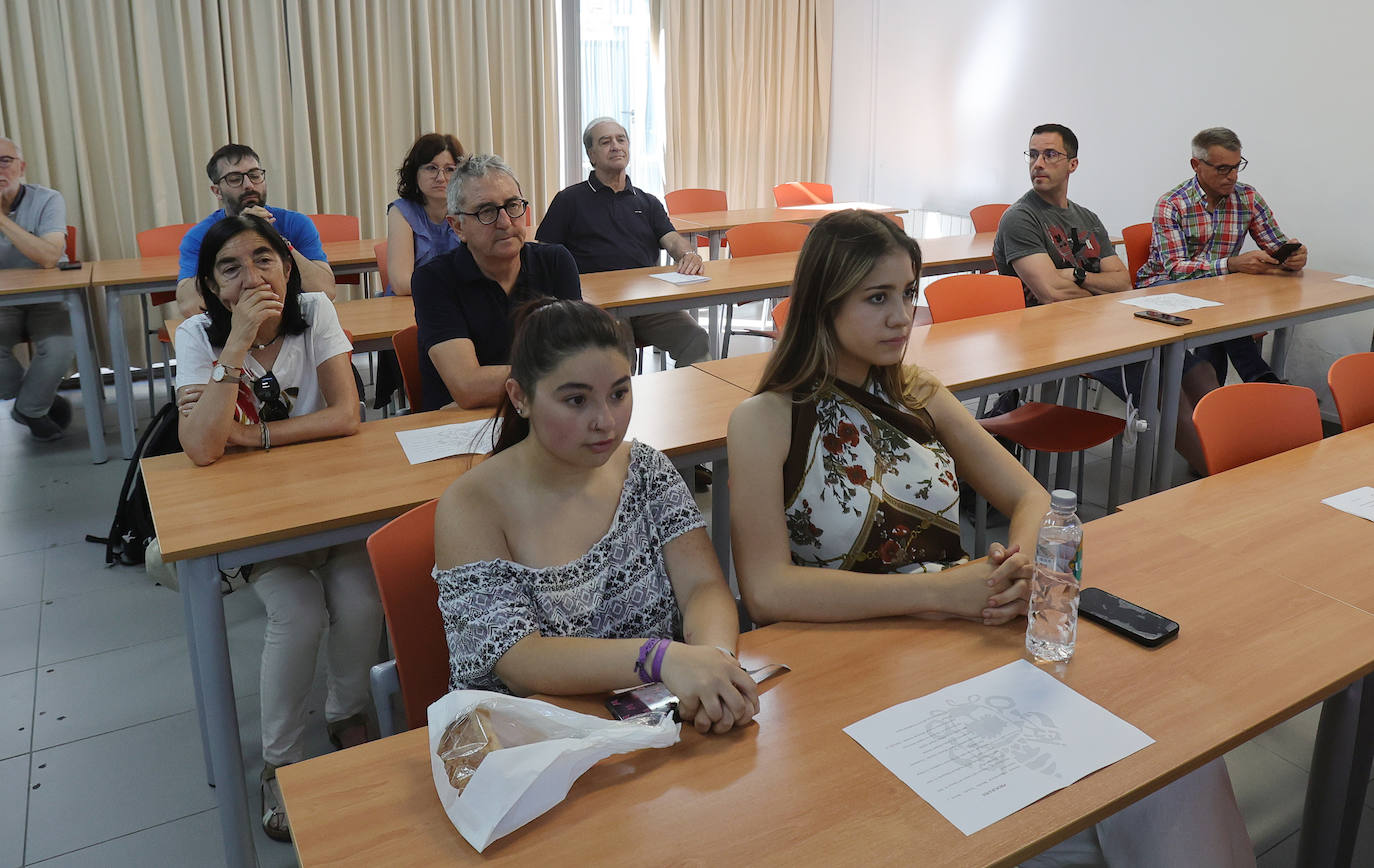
0;302;75;418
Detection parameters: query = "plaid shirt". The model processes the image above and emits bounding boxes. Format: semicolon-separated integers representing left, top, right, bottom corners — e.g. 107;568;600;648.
1135;176;1288;288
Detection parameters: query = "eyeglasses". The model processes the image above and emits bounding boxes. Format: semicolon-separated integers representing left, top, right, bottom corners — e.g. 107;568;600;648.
252;371;290;422
216;168;268;188
419;163;458;180
457;199;529;225
1198;157;1248;176
0;156;17;168
1025;149;1072;164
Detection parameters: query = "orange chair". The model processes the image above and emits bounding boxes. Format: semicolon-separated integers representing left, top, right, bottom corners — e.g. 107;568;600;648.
392;324;423;410
665;188;728;254
373;241;389;296
926;274;1126;550
136;223;198;411
1329;352;1374;431
969;204;1011;233
886;213;905;232
772;181;833;207
770;297;792;334
1121;222;1152;288
1192;383;1322;475
65;225;77;262
720;222;812;356
366;499;449;735
308;213;361;286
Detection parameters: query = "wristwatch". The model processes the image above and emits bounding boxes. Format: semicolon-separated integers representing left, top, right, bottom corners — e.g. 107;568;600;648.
1073;264;1087;286
211;363;243;384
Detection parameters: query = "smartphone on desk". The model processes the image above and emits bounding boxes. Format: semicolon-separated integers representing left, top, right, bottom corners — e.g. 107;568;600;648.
1272;241;1302;264
1079;587;1179;647
1134;309;1192;326
58;260;82;271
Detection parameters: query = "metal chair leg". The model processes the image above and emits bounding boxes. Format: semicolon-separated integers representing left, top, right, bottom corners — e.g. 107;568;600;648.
1106;434;1124;512
722;305;734;358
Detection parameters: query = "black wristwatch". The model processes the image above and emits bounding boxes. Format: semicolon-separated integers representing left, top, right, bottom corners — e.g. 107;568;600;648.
1073;264;1087;286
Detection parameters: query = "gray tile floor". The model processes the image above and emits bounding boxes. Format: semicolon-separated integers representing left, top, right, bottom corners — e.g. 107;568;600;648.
1;326;1370;866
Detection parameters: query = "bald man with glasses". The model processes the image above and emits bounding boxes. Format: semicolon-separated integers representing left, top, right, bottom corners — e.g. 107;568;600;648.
1136;127;1307;384
175;143;336;317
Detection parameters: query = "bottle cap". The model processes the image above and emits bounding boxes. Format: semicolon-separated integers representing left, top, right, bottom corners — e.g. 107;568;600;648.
1050;489;1077;511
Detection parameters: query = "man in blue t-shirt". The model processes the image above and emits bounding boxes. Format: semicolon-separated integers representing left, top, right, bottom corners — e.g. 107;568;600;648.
175;143;335;317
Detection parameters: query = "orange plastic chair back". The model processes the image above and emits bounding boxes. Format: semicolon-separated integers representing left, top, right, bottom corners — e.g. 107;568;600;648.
1328;352;1374;431
770;297;792;334
65;225;77;262
886;213;905;232
664;188;727;214
366;499;449;730
924;274;1025;323
725;221;811;258
393;324;423;410
772;181;833;207
137;223;198;306
1121;222;1152;288
374;241;389;295
1192;383;1322;475
969;204;1011;233
309;213;360;285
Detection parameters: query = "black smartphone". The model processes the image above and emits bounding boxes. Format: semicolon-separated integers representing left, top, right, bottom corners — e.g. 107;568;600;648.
57;260;82;271
1272;241;1302;264
1133;309;1192;326
1079;587;1179;647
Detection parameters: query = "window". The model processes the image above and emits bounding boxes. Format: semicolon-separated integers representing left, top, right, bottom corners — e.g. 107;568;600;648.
578;0;665;197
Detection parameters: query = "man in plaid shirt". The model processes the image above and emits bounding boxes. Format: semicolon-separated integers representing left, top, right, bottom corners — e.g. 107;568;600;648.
1136;127;1308;383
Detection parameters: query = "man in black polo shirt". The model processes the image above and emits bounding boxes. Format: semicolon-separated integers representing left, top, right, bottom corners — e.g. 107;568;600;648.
412;154;580;411
536;117;710;367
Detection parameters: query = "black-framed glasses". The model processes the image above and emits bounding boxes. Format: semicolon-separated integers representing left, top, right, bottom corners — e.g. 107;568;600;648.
252;371;290;422
0;155;17;168
1025;149;1072;164
418;163;458;180
217;168;268;188
457;199;529;225
1198;157;1248;176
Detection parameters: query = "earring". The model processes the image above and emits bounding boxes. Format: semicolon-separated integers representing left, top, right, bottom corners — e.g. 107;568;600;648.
516;406;527;418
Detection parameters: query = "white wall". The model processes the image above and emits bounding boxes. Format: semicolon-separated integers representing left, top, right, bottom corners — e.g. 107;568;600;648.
829;0;1374;408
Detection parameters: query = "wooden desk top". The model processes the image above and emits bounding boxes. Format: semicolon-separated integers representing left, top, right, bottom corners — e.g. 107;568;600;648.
1118;424;1374;612
334;295;415;344
669;202;905;232
0;264;92;296
580;252;797;310
278;511;1374;867
90;238;385;288
145;366;748;562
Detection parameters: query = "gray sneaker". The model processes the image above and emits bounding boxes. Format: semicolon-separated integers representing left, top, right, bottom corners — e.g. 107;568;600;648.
11;406;63;441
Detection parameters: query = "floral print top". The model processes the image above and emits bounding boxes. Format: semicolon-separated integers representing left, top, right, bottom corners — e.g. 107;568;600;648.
782;381;967;573
434;441;703;693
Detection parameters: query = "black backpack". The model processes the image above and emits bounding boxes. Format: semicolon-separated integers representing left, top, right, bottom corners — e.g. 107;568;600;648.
88;401;183;566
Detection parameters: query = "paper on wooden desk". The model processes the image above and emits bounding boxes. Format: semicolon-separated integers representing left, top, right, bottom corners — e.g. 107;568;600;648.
396;418;501;464
1119;293;1221;315
1336;275;1374;289
1322;486;1374;522
844;659;1153;836
649;271;710;286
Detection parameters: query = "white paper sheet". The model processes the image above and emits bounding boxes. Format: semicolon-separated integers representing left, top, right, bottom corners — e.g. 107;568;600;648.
1336;275;1374;289
779;201;895;212
395;418;501;465
1322;486;1374;522
1118;293;1221;315
649;271;710;286
844;659;1154;836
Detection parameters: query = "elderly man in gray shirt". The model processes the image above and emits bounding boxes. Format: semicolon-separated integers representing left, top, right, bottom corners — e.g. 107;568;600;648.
0;135;73;441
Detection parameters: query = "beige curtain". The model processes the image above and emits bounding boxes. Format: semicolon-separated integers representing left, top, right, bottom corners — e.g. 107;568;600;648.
0;0;561;364
658;0;832;209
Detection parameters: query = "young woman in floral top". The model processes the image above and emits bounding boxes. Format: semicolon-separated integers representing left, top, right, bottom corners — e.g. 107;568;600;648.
726;210;1253;866
433;299;757;734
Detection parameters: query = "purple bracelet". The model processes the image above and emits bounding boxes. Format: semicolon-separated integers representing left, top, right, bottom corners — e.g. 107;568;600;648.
649;638;672;682
634;638;659;682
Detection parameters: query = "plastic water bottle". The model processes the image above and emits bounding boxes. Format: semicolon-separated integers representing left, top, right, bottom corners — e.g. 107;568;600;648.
1025;489;1083;662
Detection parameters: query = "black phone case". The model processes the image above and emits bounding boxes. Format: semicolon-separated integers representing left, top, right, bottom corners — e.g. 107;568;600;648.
1079;587;1179;647
1133;310;1191;326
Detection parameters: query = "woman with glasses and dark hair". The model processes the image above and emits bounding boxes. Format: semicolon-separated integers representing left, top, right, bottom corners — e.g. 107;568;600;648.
174;213;381;844
386;132;466;297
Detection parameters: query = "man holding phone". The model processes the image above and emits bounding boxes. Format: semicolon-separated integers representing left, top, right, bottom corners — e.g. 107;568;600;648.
1136;127;1306;384
0;135;75;441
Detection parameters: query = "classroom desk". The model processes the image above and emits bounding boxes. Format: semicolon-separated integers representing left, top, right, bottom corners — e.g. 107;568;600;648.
1141;269;1374;489
92;238;384;458
1116;424;1374;865
142;366;751;868
670;202;906;259
333;294;416;353
276;510;1374;867
0;264;107;462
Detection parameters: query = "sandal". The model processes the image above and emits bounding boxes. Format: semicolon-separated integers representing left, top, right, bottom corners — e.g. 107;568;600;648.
326;712;370;751
260;765;292;843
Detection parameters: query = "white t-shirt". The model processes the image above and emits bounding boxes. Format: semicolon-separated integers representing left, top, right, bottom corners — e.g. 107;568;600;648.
175;293;352;420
